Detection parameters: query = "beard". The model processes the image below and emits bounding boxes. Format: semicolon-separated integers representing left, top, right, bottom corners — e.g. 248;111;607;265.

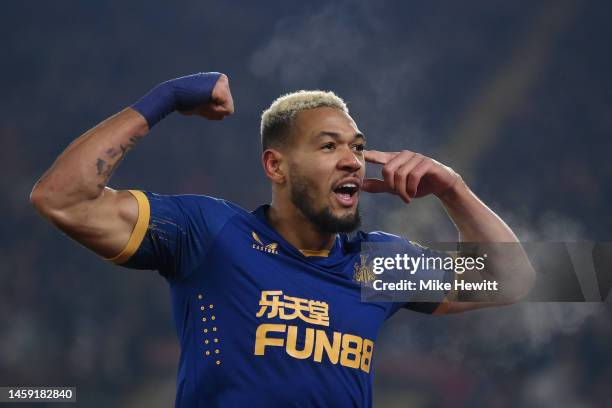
289;165;361;234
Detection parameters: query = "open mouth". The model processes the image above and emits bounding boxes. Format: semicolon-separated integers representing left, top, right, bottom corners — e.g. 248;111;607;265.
333;182;359;206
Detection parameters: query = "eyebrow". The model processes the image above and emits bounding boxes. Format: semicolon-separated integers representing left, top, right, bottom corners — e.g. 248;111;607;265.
316;131;366;142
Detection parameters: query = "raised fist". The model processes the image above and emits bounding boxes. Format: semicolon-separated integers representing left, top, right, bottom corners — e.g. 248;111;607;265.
180;73;234;120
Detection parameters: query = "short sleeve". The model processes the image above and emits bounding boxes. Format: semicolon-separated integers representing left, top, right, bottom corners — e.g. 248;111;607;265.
361;232;454;318
399;242;455;315
106;190;237;281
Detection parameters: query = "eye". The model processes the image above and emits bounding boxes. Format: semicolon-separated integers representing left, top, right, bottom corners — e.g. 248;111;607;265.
322;142;336;151
352;144;365;152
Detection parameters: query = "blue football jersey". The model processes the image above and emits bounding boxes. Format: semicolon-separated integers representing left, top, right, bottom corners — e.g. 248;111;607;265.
108;190;450;408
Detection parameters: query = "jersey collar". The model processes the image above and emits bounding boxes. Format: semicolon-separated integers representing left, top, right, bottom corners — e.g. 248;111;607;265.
251;204;345;264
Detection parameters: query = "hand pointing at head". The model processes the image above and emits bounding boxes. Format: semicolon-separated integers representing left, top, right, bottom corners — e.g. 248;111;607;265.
362;150;461;203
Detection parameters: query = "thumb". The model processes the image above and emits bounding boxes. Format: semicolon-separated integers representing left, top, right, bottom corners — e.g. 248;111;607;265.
362;178;394;194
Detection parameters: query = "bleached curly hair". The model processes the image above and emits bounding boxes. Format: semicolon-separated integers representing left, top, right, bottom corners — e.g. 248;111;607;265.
260;90;348;150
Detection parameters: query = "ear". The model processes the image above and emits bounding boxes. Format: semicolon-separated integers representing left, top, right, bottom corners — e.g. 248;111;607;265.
262;149;286;184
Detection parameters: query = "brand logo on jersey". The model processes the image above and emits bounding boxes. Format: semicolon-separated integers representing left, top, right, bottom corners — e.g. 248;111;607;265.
353;255;375;284
251;231;279;255
253;290;374;373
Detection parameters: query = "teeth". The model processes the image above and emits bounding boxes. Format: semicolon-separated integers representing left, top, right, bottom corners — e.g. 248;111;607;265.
340;183;357;188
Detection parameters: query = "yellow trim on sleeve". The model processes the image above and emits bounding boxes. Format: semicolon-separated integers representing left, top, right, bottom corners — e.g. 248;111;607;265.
433;269;458;315
106;190;150;264
432;299;451;315
299;249;330;257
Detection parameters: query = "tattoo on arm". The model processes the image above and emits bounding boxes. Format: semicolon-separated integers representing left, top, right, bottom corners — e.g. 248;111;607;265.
96;159;106;176
94;135;143;189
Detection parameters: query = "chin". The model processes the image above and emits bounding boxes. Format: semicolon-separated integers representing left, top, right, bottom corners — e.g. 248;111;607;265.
334;207;357;218
320;205;361;234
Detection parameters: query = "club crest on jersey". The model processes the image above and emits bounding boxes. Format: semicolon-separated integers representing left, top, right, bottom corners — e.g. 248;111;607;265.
252;231;279;255
353;255;375;284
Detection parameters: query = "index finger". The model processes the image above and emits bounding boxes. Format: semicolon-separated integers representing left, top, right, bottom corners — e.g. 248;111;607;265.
364;150;398;165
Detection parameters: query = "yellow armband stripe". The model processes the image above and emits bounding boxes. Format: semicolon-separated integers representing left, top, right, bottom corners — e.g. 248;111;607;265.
106;190;150;264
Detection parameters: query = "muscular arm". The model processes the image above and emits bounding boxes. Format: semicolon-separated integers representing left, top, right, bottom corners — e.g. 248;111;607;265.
436;177;535;313
30;109;148;258
30;72;233;260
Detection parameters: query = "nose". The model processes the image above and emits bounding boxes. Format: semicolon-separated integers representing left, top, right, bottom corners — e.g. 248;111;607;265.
337;148;362;173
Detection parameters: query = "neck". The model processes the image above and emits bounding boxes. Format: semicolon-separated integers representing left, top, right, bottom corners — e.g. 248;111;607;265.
266;199;336;252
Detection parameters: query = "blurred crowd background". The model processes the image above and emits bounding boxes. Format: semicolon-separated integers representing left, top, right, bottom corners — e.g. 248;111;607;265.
1;0;611;406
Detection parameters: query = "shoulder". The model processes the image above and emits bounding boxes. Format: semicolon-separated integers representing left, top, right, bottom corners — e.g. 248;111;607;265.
343;230;432;256
340;230;404;254
347;230;406;244
144;192;247;218
141;192;255;239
